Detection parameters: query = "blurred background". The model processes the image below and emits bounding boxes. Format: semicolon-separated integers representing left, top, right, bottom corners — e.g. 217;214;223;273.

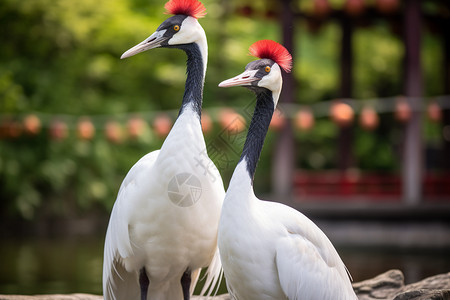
0;0;449;295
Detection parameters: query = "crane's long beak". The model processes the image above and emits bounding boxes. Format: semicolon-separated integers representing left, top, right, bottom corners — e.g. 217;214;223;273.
218;70;260;88
121;30;168;59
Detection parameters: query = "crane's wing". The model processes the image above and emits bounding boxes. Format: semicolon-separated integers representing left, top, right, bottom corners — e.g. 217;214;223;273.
103;150;160;300
268;202;356;300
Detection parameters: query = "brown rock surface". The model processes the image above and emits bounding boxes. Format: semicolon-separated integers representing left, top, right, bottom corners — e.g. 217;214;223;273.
1;270;449;300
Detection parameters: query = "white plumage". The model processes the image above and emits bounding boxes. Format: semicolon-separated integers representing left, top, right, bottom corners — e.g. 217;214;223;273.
103;6;224;300
218;41;357;300
104;109;223;299
219;162;355;300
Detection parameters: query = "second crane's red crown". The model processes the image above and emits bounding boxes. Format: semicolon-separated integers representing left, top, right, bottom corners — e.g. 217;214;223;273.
249;40;293;73
164;0;207;19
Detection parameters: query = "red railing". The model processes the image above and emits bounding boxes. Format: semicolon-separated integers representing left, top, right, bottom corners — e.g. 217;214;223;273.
293;171;450;201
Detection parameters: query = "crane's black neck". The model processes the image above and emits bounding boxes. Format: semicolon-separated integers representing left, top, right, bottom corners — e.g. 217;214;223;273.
168;43;205;119
239;88;275;182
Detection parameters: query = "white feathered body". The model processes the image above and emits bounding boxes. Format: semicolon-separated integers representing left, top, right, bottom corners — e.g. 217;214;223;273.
218;161;357;300
103;105;224;300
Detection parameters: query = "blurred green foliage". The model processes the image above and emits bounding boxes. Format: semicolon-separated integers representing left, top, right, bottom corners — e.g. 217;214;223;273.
0;0;445;220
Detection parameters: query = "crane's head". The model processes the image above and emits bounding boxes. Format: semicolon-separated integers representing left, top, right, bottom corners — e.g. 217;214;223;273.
218;40;292;105
121;0;206;59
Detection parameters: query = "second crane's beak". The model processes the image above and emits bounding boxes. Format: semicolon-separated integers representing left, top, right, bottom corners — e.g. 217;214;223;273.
121;30;168;59
218;70;260;88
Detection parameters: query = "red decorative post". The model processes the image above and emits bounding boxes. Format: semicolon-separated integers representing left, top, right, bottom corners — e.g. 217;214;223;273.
443;6;450;170
337;13;354;171
273;0;296;197
402;0;423;204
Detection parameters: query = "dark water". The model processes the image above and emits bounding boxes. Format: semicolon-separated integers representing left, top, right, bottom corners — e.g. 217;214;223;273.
0;237;103;295
0;237;449;295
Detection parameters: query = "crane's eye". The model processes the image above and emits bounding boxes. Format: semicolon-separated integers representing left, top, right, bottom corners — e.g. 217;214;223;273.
265;66;271;73
173;25;180;31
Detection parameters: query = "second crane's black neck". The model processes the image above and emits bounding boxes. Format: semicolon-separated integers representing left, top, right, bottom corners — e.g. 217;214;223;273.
239;88;275;182
168;43;205;118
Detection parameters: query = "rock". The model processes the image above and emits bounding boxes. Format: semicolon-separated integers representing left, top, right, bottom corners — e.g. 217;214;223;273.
400;272;450;292
0;295;102;300
393;271;450;300
0;270;448;300
354;270;450;300
354;269;405;299
0;294;232;300
393;289;450;300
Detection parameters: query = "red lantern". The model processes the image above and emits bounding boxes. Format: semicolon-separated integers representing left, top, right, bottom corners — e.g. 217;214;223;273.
5;120;22;138
264;9;278;20
236;5;253;17
23;114;41;135
127;116;146;139
77;118;95;140
345;0;365;16
50;120;68;141
295;109;315;131
376;0;399;14
0;120;8;138
395;97;412;123
105;121;123;144
201;112;213;133
314;0;331;18
330;101;354;127
427;101;442;123
153;114;173;138
219;109;246;133
359;106;379;131
269;109;286;131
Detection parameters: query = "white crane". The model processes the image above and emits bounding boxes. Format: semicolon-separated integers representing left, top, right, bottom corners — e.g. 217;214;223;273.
217;40;357;300
103;1;224;299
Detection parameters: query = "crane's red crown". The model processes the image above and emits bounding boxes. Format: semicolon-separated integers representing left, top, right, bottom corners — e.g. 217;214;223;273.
249;40;292;73
164;0;206;19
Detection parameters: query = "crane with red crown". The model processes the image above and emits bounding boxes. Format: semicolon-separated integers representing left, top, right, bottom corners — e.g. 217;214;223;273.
217;40;358;300
102;0;224;299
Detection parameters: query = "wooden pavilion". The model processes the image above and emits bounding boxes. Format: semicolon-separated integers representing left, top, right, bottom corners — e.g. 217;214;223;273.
237;0;450;204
